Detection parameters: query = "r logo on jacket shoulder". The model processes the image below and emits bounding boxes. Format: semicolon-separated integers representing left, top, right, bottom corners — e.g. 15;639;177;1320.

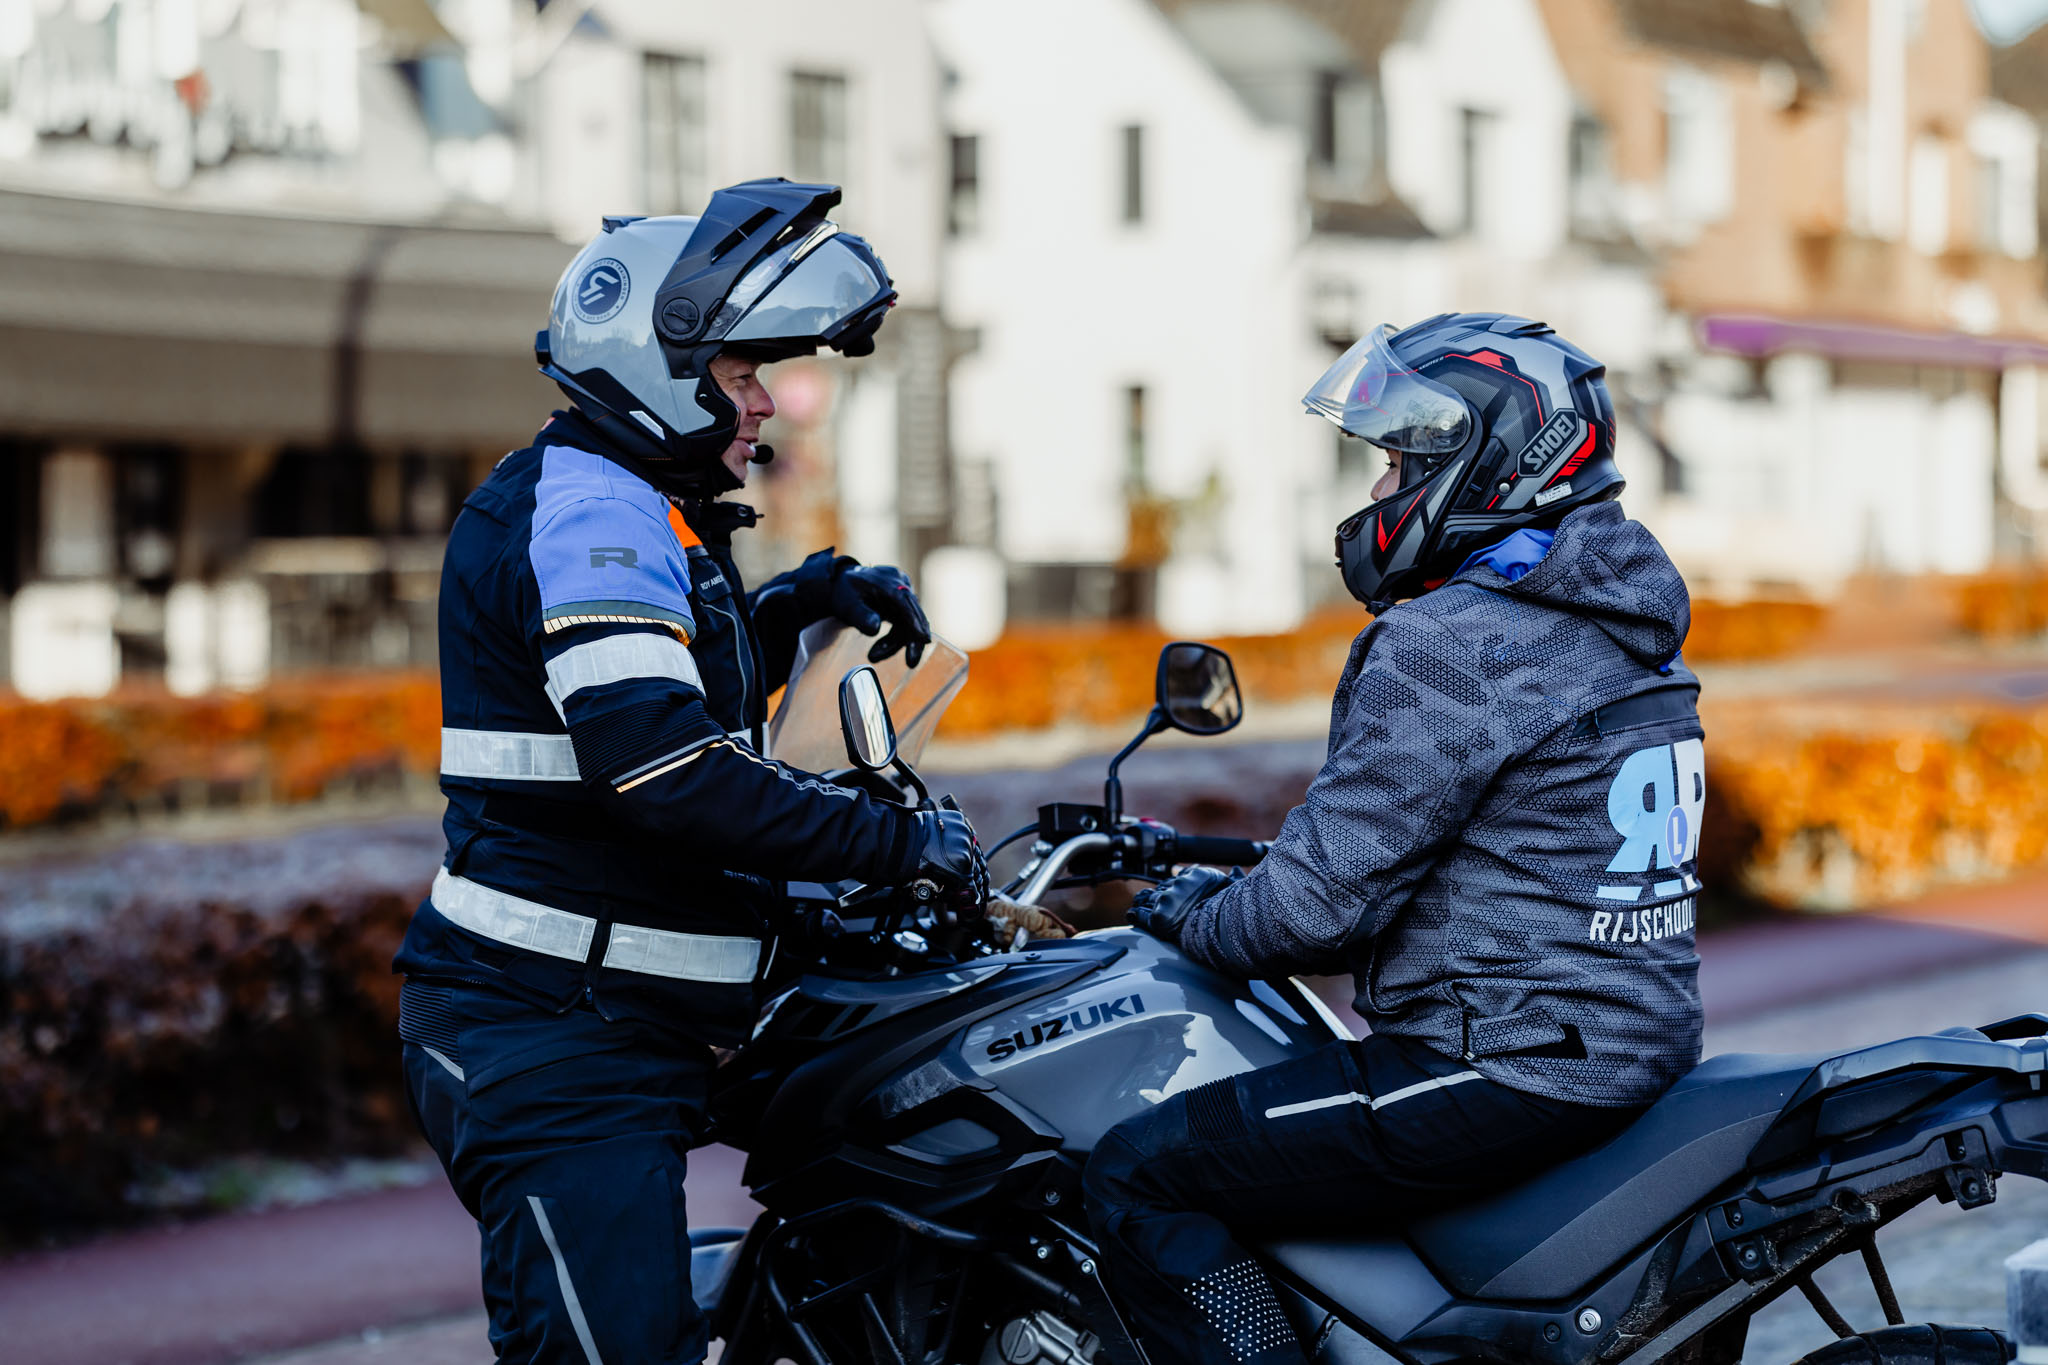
528;447;698;639
1591;738;1704;941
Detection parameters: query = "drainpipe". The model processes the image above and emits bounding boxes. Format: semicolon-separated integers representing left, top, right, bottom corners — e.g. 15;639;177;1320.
331;225;404;452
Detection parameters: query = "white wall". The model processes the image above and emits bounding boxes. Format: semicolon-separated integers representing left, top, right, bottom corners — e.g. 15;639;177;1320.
1655;356;1998;590
1380;0;1574;261
934;0;1322;634
538;0;942;306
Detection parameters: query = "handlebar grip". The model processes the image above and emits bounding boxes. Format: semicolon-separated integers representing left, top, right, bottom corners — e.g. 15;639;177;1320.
1172;835;1269;866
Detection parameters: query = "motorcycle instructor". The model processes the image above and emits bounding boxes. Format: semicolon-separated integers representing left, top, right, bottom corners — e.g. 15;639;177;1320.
1085;313;1707;1365
393;180;987;1365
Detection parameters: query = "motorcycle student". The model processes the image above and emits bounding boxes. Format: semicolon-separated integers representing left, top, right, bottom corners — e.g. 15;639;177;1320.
393;180;988;1365
1085;314;1706;1365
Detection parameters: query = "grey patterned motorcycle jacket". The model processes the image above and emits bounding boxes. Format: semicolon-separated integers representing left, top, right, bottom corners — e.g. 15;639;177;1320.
1179;501;1705;1106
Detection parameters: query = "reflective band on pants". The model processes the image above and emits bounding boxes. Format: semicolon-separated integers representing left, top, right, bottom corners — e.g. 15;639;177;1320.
430;869;761;983
527;1196;606;1365
1262;1070;1483;1120
440;728;583;781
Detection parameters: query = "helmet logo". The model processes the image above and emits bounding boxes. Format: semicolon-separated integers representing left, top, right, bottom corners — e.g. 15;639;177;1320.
572;257;631;324
1517;410;1585;477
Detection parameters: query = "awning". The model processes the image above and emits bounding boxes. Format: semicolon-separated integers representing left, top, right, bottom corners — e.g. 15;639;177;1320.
1698;313;2048;371
0;187;575;450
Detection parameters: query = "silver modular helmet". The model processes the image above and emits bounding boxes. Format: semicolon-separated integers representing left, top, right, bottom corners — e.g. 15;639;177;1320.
536;179;895;496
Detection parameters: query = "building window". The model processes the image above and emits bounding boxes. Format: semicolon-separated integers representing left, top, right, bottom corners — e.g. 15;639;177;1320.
1312;277;1358;349
1120;124;1144;224
1663;65;1733;228
643;53;708;214
1907;134;1949;256
948;133;980;235
40;450;113;580
1458;107;1496;235
1969;108;2039;259
1310;72;1380;196
790;71;848;185
1569;112;1617;239
1124;385;1148;490
1976;153;2006;253
1314;71;1343;167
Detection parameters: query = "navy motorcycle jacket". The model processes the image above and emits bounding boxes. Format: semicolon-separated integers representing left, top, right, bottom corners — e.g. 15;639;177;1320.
394;411;918;1046
1179;501;1705;1106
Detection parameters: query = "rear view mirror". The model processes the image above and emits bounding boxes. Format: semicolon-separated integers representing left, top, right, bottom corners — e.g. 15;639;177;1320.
1156;642;1243;736
839;665;900;772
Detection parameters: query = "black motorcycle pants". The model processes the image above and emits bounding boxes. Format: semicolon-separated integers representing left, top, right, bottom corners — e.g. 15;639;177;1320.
1082;1033;1643;1365
400;978;715;1365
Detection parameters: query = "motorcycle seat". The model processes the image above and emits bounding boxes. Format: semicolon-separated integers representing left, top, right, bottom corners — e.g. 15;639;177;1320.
1399;1050;1826;1302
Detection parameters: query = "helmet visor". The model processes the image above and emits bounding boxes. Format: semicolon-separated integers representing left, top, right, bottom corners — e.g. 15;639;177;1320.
711;231;893;347
1302;324;1472;455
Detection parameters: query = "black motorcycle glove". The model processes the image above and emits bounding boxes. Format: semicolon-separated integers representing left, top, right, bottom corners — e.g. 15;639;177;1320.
906;808;989;906
828;559;932;668
778;550;933;668
1128;866;1235;945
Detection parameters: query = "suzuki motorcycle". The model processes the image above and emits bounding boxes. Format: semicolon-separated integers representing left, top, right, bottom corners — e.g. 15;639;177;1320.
693;631;2048;1365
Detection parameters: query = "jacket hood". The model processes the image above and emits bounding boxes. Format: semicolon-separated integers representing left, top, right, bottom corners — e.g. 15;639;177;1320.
1463;501;1691;666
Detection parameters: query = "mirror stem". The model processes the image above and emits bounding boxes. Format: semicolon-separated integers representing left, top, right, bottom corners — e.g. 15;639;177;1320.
893;756;931;808
1104;707;1165;827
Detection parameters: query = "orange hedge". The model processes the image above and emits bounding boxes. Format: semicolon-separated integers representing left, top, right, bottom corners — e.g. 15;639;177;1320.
1705;697;2048;909
1953;571;2048;641
0;675;438;829
942;597;1826;738
10;616;2048;911
0;599;1827;828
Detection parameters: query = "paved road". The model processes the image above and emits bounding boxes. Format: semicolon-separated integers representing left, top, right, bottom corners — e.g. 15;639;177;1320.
7;907;2046;1365
1709;948;2048;1365
0;1148;759;1365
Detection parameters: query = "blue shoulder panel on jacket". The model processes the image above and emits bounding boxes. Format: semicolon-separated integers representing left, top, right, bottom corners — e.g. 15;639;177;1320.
1455;528;1554;584
529;445;696;639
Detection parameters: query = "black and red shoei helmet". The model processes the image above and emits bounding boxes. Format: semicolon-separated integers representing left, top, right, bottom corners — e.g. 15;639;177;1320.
1307;312;1622;612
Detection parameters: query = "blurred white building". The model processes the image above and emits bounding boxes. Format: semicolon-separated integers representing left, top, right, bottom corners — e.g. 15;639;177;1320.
0;0;954;696
1543;0;2048;595
931;0;1667;637
4;0;2048;704
932;0;1433;639
936;0;2048;632
0;0;569;697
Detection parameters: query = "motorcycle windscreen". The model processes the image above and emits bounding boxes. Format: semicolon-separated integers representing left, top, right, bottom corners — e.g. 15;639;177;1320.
1302;324;1472;454
765;620;968;771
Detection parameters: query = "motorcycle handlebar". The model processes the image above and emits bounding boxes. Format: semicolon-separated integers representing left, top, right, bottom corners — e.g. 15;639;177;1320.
1171;834;1269;867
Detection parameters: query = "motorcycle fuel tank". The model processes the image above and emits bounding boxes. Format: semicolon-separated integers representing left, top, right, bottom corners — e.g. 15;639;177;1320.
956;929;1346;1150
731;929;1350;1215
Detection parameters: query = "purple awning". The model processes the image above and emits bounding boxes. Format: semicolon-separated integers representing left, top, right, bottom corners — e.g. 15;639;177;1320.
1698;313;2048;369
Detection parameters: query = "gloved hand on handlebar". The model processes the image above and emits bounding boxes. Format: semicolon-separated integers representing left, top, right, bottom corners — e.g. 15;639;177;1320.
907;808;988;905
1128;866;1237;945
